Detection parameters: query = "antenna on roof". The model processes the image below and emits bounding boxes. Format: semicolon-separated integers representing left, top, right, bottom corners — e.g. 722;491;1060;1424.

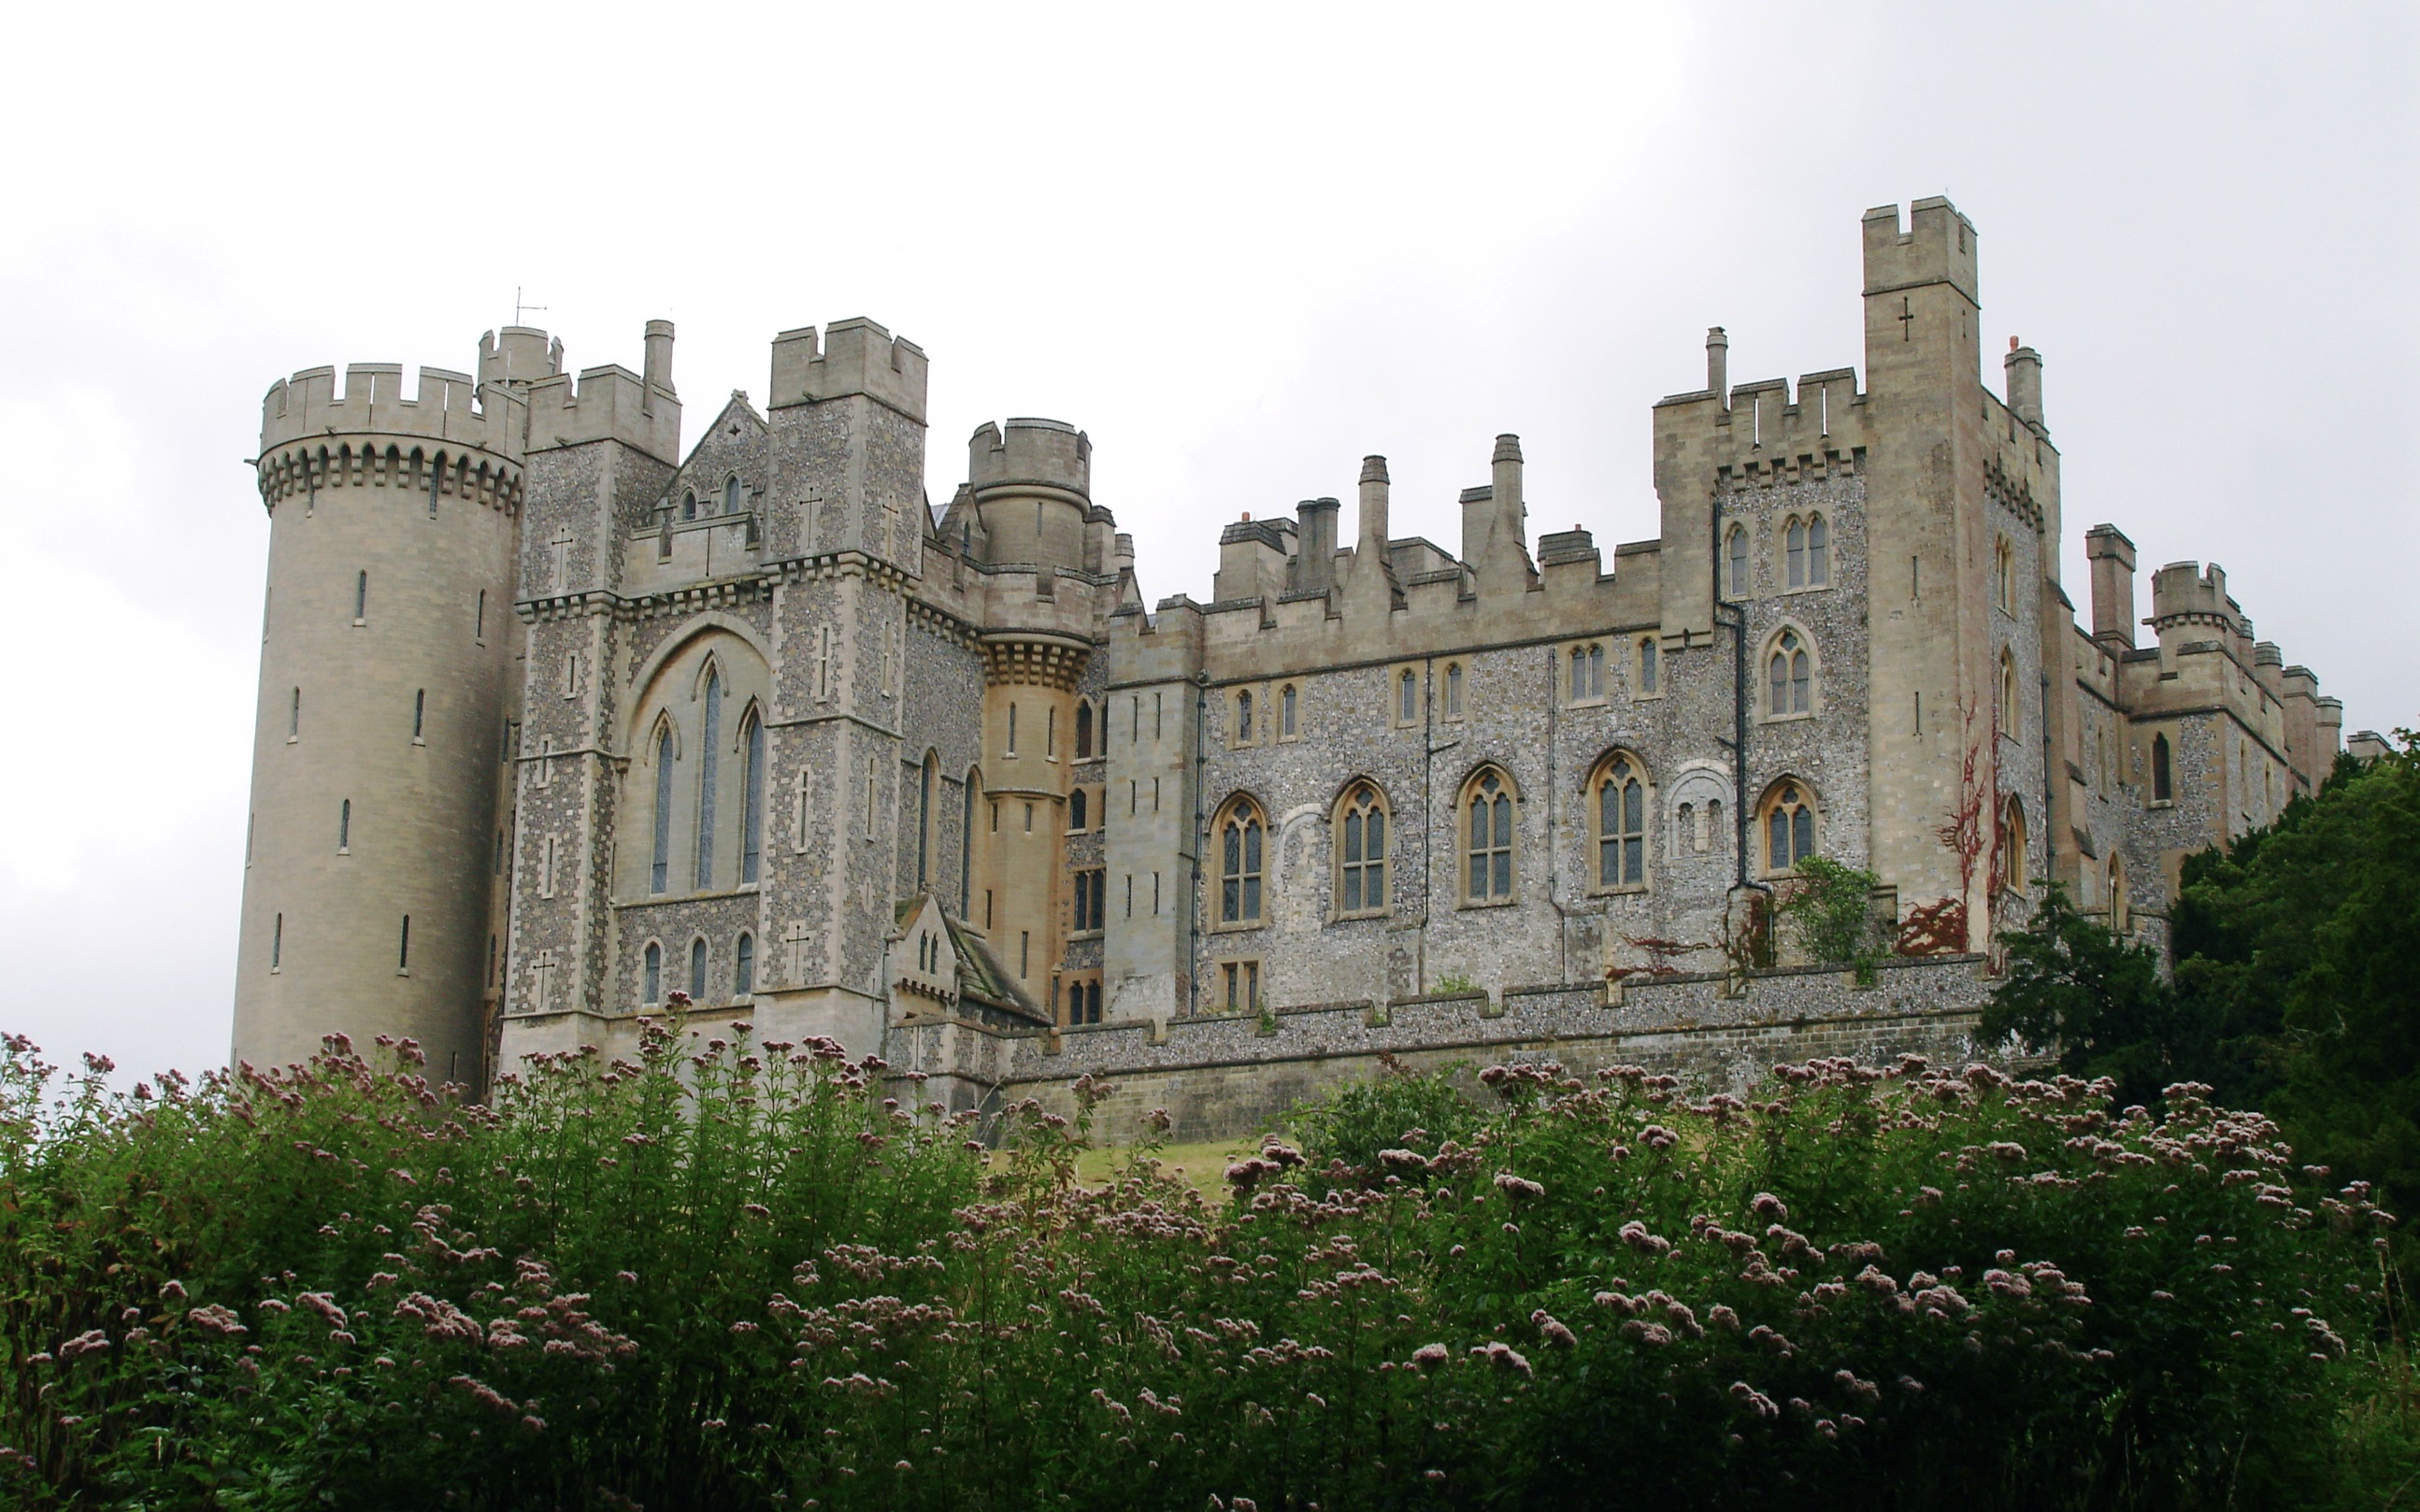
513;287;548;326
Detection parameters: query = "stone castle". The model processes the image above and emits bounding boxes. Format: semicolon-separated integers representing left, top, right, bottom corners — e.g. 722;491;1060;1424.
231;198;2362;1135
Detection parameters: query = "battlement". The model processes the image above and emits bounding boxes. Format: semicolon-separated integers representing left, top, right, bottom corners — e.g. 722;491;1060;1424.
769;318;929;422
1861;197;1978;303
2147;560;2241;635
478;326;562;386
969;417;1092;501
523;361;681;462
261;360;520;457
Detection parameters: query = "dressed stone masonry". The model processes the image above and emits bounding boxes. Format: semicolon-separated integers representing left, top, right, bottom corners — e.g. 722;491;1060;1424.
230;199;2354;1140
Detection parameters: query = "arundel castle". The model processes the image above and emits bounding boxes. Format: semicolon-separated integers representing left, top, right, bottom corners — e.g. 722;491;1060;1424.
230;199;2368;1138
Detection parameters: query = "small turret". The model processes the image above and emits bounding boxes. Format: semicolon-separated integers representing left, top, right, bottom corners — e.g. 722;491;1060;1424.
964;418;1093;573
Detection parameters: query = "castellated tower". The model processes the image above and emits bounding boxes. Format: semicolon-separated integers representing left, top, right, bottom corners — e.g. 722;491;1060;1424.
234;337;547;1083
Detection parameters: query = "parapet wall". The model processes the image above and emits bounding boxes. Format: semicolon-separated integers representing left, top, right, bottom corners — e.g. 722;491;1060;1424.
262;363;523;457
890;954;1996;1144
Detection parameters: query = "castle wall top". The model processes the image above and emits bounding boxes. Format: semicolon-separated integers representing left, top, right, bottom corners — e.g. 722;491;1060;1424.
1862;197;1978;304
260;361;522;458
2148;560;2241;635
769;318;929;423
969;417;1092;500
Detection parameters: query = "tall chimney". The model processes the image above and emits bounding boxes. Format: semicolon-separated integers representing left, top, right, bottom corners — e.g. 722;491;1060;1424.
2084;524;2136;650
1356;455;1390;561
1296;497;1339;593
642;319;676;416
1706;326;1729;404
1491;434;1525;569
2004;338;2042;428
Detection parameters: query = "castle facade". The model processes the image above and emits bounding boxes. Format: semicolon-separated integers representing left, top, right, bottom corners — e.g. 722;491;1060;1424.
231;199;2351;1120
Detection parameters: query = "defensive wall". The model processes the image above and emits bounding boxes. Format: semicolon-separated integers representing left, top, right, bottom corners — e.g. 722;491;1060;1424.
889;952;1995;1144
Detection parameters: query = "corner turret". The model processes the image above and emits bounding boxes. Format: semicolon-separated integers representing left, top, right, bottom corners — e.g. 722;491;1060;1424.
965;418;1094;573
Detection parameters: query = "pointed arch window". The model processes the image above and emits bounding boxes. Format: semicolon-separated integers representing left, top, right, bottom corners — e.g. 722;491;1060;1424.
1236;690;1253;744
695;668;723;888
1999;650;2020;731
1217;799;1266;925
724;476;741;515
643;942;662;1004
1637;637;1658;695
1281;684;1298;736
1594;754;1647;890
1069;787;1088;832
1806;513;1828;585
1465;769;1515;904
688;937;708;1000
1786;518;1808;588
1999;799;2027;895
1768;630;1811;716
1076;701;1094;759
650;723;675;894
741;713;766;884
1993;536;2014;613
2152;732;2173;802
1337;783;1388;917
960;767;979;918
1763;782;1816;874
1444;663;1464;718
1398;669;1418;723
734;932;755;995
1726;525;1750;597
681;489;696;521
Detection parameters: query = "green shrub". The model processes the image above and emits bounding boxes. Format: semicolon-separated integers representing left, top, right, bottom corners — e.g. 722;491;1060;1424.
1777;856;1885;978
0;1026;2399;1509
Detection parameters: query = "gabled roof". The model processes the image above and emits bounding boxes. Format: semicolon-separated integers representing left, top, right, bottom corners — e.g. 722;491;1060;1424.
891;896;1048;1024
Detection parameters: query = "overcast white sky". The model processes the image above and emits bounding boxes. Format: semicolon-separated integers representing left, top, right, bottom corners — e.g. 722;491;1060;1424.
2;1;2411;1081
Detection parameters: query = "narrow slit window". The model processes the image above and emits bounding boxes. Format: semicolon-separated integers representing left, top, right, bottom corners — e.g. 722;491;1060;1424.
689;938;707;1000
650;725;674;893
643;942;661;1003
741;716;766;884
1398;670;1416;723
290;688;301;737
2152;733;2173;802
338;798;351;851
1445;663;1463;716
1786;518;1807;588
1726;525;1749;597
354;571;367;620
413;689;426;739
1806;513;1828;585
695;669;722;888
724;476;741;514
271;912;282;969
397;915;410;972
476;590;486;639
1639;637;1658;694
1282;685;1297;735
735;933;754;995
1076;702;1093;759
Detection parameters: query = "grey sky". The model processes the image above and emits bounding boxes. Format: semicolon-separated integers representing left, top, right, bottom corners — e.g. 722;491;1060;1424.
2;1;2410;1081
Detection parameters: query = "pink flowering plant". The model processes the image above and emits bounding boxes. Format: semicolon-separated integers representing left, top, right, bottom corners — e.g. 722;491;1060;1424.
0;1026;2402;1509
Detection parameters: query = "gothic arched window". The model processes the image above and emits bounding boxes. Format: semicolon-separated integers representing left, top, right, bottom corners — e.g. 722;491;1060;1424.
695;668;723;888
1281;684;1298;736
1638;637;1658;695
688;937;708;1001
740;713;766;885
1762;781;1816;874
650;723;675;894
1398;669;1418;723
642;942;662;1005
1069;787;1089;832
2000;799;2027;895
1236;690;1253;744
723;476;741;515
1594;753;1648;890
2152;732;2173;802
1726;525;1750;598
1464;768;1516;904
1768;629;1812;716
681;489;696;521
1806;513;1828;586
1444;663;1465;717
2000;650;2020;730
1786;517;1808;588
1217;798;1266;925
734;932;754;996
1076;701;1093;759
1337;782;1389;917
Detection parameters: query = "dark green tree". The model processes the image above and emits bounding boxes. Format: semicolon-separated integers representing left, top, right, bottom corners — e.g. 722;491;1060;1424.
1983;881;2196;1111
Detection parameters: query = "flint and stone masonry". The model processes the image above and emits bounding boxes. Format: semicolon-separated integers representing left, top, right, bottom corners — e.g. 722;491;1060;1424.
230;200;2353;1141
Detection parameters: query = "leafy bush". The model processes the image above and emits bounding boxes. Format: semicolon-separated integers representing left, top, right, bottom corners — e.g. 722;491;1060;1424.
0;1026;2399;1510
1777;856;1886;977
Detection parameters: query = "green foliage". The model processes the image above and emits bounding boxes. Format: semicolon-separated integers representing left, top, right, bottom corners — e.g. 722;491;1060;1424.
1284;1054;1485;1174
1981;882;2198;1112
1;1028;2405;1509
1778;856;1885;978
1431;973;1476;996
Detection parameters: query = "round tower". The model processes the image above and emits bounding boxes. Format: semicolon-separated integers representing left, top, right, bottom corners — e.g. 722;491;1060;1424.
232;339;541;1085
966;417;1093;570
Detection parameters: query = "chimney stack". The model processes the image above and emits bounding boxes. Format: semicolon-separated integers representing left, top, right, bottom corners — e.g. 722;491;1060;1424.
1356;455;1390;561
1706;326;1729;404
2084;524;2137;649
642;319;676;416
2004;337;2042;428
1296;497;1339;593
1490;434;1526;572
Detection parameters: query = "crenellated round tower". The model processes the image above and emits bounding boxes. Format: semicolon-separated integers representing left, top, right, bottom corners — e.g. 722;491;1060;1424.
233;334;550;1085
